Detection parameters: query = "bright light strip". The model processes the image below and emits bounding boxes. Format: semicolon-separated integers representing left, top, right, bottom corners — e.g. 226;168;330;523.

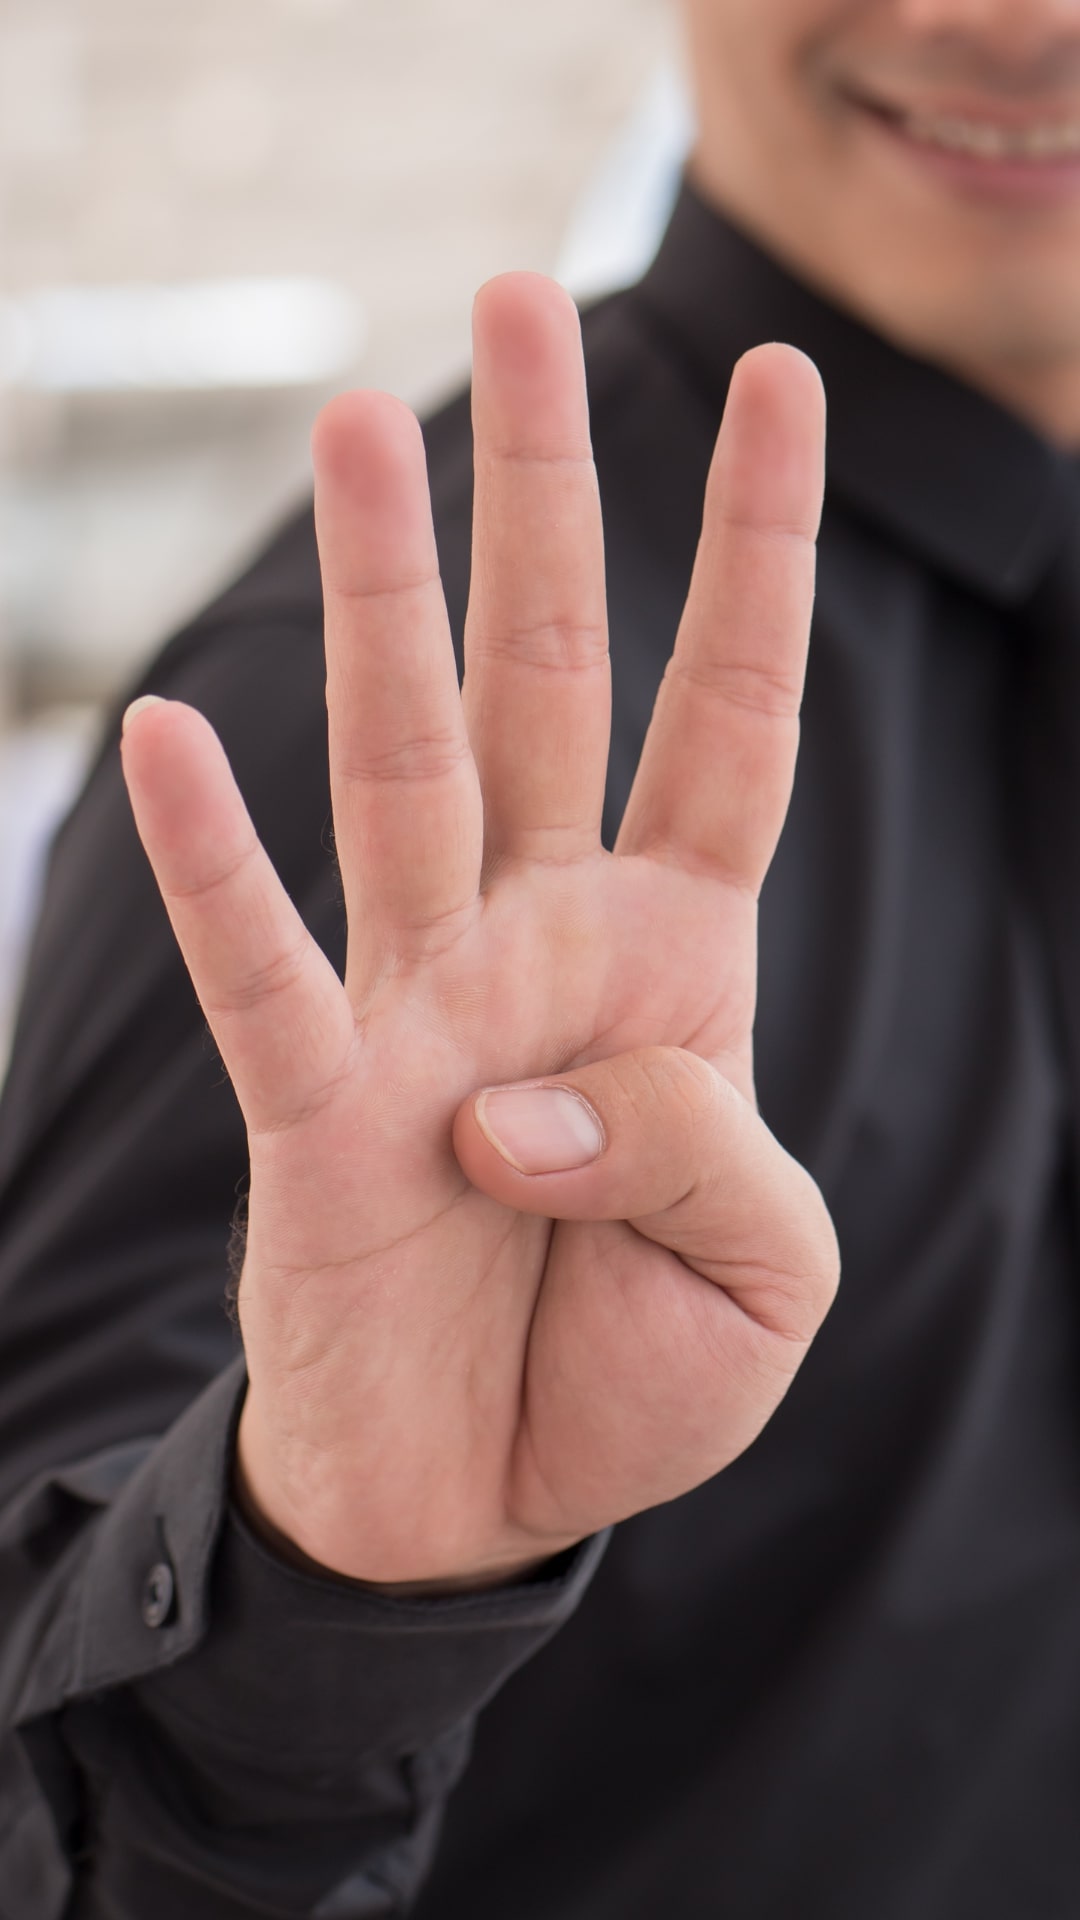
556;65;694;301
0;277;365;392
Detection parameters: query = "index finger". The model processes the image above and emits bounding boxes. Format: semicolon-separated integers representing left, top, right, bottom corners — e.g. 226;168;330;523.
615;345;825;893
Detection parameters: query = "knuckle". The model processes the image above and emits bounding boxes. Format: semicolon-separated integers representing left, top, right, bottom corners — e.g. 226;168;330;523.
472;618;608;675
639;1045;721;1118
793;1165;842;1294
338;729;471;787
328;569;441;607
669;655;804;720
763;1165;841;1328
481;444;594;472
716;506;818;549
737;1253;834;1349
606;1047;736;1185
599;1047;718;1158
773;1198;842;1342
206;938;309;1017
164;835;257;904
250;1044;358;1137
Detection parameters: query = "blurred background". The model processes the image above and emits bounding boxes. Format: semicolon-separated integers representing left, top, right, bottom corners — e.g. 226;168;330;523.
0;0;693;1054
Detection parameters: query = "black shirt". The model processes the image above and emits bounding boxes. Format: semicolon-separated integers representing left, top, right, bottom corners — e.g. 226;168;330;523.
3;181;1080;1919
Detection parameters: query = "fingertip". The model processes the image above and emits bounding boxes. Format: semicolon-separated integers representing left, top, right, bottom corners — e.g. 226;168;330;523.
471;273;589;456
311;389;437;595
121;693;167;737
715;342;826;538
729;341;825;422
311;389;425;494
473;270;581;342
119;700;233;830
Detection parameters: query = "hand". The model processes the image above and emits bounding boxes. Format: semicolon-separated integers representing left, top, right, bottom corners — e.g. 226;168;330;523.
120;274;839;1589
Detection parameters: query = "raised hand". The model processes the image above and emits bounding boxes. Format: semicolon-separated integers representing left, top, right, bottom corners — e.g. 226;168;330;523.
120;274;838;1590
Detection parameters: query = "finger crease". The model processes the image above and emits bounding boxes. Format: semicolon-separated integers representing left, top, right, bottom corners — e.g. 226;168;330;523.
163;836;258;903
478;447;595;472
337;735;472;786
204;938;312;1017
325;569;442;606
667;658;803;718
471;626;609;673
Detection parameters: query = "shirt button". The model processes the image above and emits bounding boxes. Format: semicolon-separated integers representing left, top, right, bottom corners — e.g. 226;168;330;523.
141;1560;176;1629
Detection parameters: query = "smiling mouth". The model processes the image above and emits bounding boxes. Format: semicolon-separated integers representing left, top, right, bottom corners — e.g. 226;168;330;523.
855;95;1080;163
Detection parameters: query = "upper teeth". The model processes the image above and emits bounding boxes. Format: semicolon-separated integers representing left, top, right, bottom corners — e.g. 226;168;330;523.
902;112;1080;160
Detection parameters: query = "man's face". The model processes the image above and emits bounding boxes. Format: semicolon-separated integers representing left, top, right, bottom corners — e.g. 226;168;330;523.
681;0;1080;433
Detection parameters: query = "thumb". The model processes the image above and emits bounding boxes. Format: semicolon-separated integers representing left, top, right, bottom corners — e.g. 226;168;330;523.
453;1046;839;1344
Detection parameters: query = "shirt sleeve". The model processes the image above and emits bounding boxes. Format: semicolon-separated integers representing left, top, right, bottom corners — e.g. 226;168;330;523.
0;595;604;1918
3;1357;602;1920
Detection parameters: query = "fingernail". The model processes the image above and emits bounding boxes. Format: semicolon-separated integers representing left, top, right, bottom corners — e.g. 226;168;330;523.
476;1085;605;1174
122;694;165;735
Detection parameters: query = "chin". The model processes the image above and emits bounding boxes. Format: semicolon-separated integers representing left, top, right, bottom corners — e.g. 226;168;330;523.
820;206;1080;404
924;282;1080;382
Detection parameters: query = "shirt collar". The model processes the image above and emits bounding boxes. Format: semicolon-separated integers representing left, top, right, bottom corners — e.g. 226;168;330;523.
633;180;1077;605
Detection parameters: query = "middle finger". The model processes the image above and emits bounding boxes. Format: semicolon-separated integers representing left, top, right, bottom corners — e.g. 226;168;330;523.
463;274;611;870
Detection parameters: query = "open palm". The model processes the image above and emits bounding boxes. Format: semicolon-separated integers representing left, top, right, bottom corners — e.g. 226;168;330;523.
121;275;838;1589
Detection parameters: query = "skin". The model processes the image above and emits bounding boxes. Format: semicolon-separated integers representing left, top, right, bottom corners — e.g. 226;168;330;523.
121;293;838;1589
121;0;1080;1589
682;0;1080;445
128;0;1080;1588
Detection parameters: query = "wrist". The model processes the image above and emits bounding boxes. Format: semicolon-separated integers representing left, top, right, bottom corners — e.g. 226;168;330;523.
232;1397;554;1596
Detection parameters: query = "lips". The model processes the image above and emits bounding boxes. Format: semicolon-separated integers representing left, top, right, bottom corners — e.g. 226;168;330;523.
850;90;1080;166
897;110;1080;162
837;81;1080;209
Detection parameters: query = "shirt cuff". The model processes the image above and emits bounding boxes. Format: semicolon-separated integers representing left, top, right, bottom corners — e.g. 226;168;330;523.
14;1353;605;1771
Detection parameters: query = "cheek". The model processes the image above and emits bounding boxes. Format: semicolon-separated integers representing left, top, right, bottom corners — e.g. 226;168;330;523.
688;1;856;186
